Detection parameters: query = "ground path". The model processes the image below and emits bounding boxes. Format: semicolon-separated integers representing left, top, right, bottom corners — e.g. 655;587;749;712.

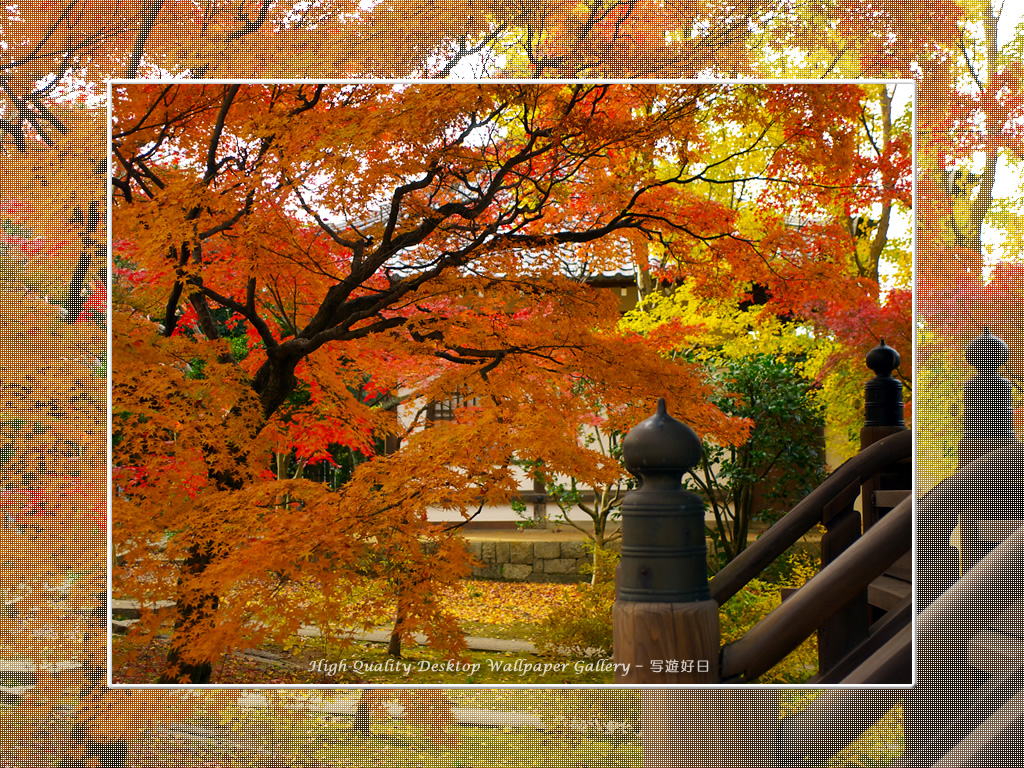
4;656;636;767
110;598;539;655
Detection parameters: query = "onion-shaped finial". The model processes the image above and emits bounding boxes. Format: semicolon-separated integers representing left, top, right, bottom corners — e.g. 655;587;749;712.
621;398;702;479
965;327;1009;375
866;338;901;377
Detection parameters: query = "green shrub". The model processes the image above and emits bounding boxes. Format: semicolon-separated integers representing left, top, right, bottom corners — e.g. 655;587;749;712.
720;548;820;683
684;354;827;570
533;580;615;660
580;539;621;585
533;545;821;684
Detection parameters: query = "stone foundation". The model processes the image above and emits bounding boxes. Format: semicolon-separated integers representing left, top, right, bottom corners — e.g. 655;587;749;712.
117;536;614;584
463;539;609;583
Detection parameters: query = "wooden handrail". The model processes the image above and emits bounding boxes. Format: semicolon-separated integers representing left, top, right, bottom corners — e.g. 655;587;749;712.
776;688;905;767
813;596;912;684
841;620;912;684
719;494;911;683
776;513;1024;768
776;627;910;764
733;332;1022;767
776;446;1024;766
709;428;911;606
919;510;1024;649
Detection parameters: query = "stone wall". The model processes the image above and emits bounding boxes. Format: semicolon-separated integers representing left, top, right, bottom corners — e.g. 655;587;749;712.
463;540;605;583
121;535;609;584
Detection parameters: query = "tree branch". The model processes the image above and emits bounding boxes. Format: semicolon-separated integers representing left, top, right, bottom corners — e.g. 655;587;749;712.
203;86;241;185
127;0;167;78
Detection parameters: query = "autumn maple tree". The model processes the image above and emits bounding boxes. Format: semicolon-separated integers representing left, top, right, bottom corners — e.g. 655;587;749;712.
3;0;1012;760
908;1;1024;488
13;0;766;80
106;81;895;684
622;83;914;458
611;83;914;562
3;0;964;94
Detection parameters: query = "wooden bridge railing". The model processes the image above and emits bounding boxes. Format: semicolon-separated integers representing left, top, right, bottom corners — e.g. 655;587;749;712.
719;492;911;683
776;472;1024;766
709;428;910;606
614;340;911;685
638;328;1024;767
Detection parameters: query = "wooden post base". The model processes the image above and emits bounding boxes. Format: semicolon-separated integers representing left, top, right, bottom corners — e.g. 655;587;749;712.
613;599;719;684
641;689;778;768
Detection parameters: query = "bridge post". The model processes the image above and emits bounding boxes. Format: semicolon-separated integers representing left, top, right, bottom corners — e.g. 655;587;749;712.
617;400;777;767
642;688;777;768
860;339;910;531
905;328;1020;763
612;398;718;684
956;328;1018;573
817;340;908;673
958;328;1015;469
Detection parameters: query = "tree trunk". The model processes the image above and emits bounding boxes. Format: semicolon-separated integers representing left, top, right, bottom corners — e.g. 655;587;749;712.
352;694;371;734
387;627;402;658
591;529;610;587
156;410;258;682
158;541;220;683
388;583;406;658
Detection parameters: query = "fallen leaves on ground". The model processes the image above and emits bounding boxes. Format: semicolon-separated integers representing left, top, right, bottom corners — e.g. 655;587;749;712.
112;580;590;685
440;580;572;626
